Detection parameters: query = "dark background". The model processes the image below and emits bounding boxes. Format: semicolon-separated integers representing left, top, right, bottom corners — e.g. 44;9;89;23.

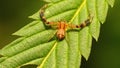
0;0;120;68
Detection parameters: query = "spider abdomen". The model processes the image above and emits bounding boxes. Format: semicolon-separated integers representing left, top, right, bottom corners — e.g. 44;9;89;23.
57;29;65;40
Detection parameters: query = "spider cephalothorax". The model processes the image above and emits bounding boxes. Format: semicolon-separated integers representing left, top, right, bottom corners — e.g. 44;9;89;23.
40;5;93;40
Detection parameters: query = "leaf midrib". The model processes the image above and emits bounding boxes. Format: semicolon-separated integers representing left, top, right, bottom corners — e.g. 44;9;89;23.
37;41;57;68
38;0;87;68
69;0;86;24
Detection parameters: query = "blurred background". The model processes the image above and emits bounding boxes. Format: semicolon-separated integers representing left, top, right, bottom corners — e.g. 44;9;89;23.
0;0;120;68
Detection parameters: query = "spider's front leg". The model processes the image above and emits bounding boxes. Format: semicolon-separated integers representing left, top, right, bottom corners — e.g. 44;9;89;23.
79;17;92;28
68;17;92;30
69;15;93;29
40;5;54;26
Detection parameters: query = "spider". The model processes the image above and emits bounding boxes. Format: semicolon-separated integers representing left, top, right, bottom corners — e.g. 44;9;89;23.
40;5;93;40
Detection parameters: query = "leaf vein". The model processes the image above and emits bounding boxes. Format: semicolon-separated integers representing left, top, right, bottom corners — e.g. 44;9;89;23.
37;41;57;68
69;0;86;23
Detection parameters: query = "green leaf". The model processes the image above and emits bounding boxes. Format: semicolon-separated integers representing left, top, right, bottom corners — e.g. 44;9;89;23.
29;11;40;20
0;30;56;57
13;21;46;36
107;0;115;7
43;0;61;3
0;41;56;68
0;0;115;68
97;0;109;24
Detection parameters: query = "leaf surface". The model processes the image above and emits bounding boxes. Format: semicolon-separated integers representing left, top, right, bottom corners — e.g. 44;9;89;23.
0;0;115;68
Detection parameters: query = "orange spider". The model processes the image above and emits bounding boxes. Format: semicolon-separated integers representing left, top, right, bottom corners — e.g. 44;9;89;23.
40;5;93;40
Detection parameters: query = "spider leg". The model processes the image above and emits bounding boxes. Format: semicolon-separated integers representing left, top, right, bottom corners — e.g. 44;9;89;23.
68;15;93;30
40;5;54;26
40;5;47;23
75;15;93;29
40;5;59;28
79;18;91;28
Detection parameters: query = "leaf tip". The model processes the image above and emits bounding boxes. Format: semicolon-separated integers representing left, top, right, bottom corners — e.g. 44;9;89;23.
12;32;20;36
107;0;115;7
